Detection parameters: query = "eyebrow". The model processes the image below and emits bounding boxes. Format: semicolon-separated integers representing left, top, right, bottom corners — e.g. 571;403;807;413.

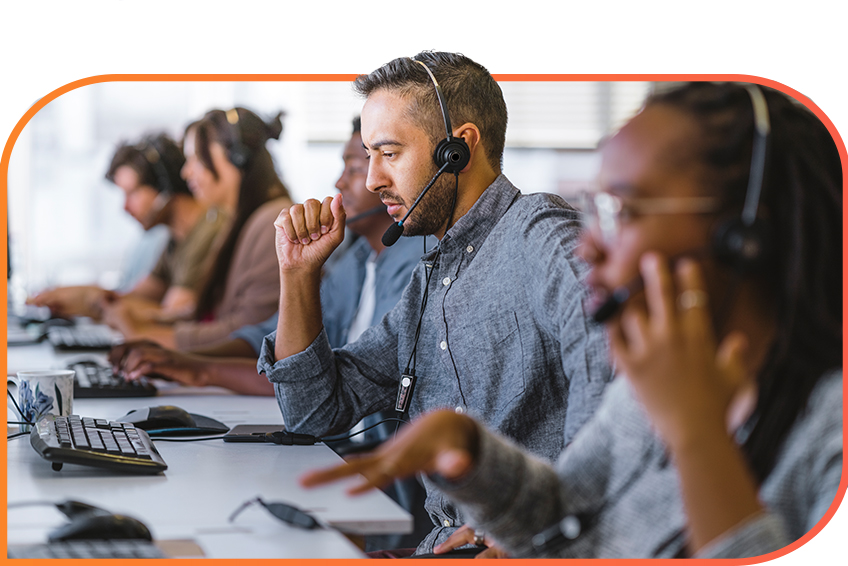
363;139;404;151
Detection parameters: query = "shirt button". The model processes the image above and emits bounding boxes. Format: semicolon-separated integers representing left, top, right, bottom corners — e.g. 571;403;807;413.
466;245;474;253
455;406;464;414
443;519;452;527
442;277;451;286
440;340;447;350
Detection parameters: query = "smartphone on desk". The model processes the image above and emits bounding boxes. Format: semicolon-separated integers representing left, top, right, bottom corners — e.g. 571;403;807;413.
222;424;286;443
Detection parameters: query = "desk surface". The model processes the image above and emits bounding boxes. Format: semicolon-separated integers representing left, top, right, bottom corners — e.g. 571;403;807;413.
6;341;412;558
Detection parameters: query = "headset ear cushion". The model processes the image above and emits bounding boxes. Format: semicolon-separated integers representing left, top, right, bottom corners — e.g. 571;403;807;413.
433;137;470;174
228;143;250;169
712;217;773;274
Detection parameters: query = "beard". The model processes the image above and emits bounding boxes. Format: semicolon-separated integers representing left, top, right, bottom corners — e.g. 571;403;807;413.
393;167;458;238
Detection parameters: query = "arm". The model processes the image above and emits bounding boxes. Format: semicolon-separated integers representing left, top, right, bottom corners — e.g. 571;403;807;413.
272;195;343;359
27;285;108;318
171;201;288;351
609;254;762;553
523;196;613;442
258;194;405;436
110;340;273;395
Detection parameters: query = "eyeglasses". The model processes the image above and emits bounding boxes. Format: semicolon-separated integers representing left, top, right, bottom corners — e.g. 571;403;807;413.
577;190;722;245
228;497;322;529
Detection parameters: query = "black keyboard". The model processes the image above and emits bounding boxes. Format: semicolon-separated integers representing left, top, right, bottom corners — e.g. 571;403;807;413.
30;414;168;474
47;325;116;350
8;539;166;558
69;360;158;398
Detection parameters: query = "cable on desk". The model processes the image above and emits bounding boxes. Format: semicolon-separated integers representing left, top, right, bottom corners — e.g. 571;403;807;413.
150;417;408;445
149;435;228;442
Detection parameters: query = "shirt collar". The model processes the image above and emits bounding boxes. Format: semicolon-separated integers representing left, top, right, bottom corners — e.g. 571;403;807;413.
424;173;519;260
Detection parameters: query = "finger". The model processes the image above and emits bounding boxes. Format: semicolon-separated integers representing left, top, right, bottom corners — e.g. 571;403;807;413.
433;449;474;481
299;457;377;488
716;331;750;392
127;362;154;381
607;317;630;362
434;525;474;554
330;193;346;233
288;204;312;245
618;307;648;356
477;546;506;559
674;258;714;349
274;208;298;244
303;199;323;241
108;344;129;369
640;252;676;331
319;196;334;235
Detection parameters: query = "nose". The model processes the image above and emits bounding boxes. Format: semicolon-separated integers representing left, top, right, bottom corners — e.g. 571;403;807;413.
365;158;385;194
335;167;348;192
180;160;190;181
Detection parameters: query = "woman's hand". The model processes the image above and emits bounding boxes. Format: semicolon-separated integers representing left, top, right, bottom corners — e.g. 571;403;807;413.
434;524;510;558
299;410;479;495
608;253;751;451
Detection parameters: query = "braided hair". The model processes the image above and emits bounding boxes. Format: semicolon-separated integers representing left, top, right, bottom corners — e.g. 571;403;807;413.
646;82;842;483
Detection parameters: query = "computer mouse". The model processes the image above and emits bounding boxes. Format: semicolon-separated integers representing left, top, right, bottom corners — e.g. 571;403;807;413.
48;512;153;541
117;405;230;436
118;405;196;430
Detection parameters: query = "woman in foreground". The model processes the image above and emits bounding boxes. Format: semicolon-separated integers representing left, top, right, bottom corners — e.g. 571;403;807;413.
300;82;843;558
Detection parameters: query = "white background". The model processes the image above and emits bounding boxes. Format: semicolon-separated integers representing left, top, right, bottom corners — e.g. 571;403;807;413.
2;1;845;563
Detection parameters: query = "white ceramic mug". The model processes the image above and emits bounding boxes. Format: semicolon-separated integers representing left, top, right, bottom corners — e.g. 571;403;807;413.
8;370;75;431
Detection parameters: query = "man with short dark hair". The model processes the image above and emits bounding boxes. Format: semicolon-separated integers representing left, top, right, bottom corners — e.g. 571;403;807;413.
29;134;224;322
260;52;612;555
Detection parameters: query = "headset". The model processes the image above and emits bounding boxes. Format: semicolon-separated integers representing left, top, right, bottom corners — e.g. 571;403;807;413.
711;83;773;274
381;58;471;247
591;83;774;324
134;136;175;224
135;137;173;196
224;108;252;169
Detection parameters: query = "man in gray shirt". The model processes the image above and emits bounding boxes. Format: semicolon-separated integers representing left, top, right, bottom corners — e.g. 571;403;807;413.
260;51;612;554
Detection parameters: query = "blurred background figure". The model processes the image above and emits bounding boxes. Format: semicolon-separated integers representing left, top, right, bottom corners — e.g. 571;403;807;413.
28;134;224;324
101;108;293;351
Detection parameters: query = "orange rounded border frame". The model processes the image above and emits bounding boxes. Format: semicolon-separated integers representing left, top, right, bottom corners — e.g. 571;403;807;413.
1;74;846;566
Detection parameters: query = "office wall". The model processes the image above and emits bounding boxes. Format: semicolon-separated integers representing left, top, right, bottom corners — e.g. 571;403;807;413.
6;80;650;302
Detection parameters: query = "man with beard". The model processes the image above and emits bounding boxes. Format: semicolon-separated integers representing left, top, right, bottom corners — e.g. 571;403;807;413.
259;52;612;556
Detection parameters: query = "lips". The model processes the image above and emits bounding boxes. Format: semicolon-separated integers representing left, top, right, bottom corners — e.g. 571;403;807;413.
380;196;404;218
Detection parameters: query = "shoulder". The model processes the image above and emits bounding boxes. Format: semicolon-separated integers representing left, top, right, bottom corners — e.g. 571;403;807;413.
793;369;843;436
240;197;292;243
248;197;292;227
498;191;582;243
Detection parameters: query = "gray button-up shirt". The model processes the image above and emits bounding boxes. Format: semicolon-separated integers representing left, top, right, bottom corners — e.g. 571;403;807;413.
258;174;612;553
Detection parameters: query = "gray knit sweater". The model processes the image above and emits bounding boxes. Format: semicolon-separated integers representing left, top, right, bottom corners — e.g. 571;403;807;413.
437;370;843;558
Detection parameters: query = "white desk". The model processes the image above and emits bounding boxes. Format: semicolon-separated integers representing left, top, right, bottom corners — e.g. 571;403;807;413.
6;342;412;558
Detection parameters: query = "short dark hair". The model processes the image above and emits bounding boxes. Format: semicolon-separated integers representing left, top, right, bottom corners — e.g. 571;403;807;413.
105;133;190;196
353;51;507;171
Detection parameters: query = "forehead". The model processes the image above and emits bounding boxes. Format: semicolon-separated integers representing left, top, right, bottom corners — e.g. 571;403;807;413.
600;105;702;196
360;89;429;146
113;164;141;190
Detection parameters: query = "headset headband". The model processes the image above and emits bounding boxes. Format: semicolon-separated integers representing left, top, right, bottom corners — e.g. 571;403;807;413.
411;58;453;139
